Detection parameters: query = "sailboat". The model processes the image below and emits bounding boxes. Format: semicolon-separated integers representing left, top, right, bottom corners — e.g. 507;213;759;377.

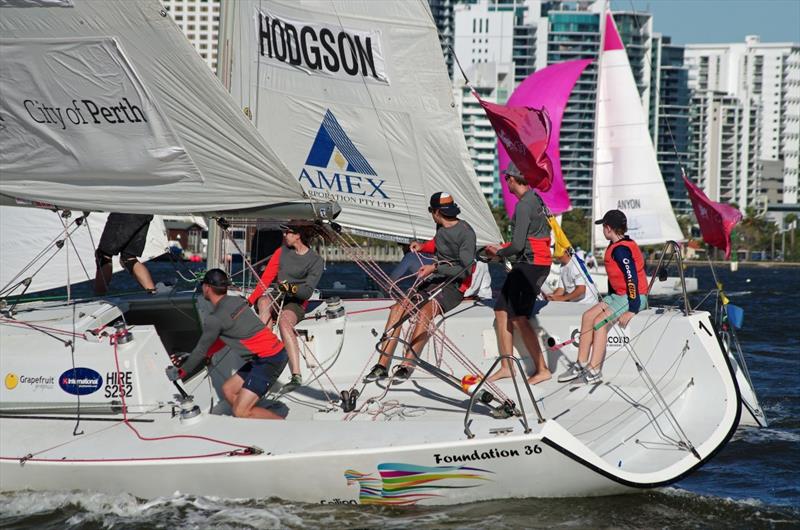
498;15;698;297
0;1;763;503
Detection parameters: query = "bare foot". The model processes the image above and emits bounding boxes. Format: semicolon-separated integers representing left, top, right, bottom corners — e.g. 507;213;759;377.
488;366;515;382
527;371;552;385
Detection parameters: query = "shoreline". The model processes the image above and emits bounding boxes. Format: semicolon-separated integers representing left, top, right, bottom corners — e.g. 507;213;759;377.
651;260;800;269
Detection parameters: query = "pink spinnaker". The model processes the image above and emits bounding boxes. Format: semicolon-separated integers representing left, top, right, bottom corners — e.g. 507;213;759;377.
499;59;592;217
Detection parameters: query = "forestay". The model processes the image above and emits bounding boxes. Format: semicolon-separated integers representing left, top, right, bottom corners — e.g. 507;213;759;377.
0;0;323;219
219;0;501;245
593;13;683;246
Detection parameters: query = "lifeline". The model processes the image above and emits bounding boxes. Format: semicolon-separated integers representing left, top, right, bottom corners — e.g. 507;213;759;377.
434;448;519;464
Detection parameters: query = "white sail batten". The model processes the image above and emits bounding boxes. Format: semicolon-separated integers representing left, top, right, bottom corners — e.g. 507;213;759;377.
0;0;321;218
593;13;683;247
221;0;501;245
0;207;169;294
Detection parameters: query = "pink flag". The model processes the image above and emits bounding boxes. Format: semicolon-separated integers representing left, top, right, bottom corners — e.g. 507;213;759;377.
477;95;553;192
683;174;742;259
498;59;593;217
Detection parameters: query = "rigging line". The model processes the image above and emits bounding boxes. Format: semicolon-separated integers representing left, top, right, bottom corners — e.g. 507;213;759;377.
57;211;92;283
328;0;418;241
611;322;698;456
0;216;84;295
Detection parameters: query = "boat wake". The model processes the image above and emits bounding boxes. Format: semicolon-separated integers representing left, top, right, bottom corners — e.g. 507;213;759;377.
2;487;797;529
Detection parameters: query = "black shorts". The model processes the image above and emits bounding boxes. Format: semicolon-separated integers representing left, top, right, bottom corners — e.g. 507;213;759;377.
236;349;288;397
97;213;153;257
495;263;550;318
419;281;464;314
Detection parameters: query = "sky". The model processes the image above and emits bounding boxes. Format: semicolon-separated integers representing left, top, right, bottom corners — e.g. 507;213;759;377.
610;0;800;45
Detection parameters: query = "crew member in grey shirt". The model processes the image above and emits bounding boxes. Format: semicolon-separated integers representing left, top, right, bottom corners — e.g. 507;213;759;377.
365;192;477;384
486;162;553;385
167;269;288;419
249;224;324;392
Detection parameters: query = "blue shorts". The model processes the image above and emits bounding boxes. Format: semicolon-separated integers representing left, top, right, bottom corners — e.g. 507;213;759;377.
602;293;648;319
236;349;288;397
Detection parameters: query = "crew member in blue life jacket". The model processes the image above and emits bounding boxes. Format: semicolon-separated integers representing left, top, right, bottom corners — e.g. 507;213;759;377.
485;162;552;385
167;269;288;419
557;210;649;384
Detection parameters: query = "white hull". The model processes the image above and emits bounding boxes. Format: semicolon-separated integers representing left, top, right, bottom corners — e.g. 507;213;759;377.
0;293;755;503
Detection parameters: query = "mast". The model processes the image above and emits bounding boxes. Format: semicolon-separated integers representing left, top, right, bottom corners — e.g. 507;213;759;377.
590;1;608;256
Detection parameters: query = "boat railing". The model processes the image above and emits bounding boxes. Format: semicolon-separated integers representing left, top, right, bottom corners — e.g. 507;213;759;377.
464;355;545;439
648;240;692;315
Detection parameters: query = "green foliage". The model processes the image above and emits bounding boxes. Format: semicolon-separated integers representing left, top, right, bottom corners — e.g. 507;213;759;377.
560;209;590;250
490;202;511;240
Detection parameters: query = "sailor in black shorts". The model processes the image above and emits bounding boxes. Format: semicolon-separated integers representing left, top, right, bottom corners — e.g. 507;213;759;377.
485;163;553;385
94;213;156;295
168;269;288;419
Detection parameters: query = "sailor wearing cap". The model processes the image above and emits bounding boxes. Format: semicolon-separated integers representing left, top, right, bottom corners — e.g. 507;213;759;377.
364;192;478;384
557;210;649;385
485;162;553;385
167;268;288;419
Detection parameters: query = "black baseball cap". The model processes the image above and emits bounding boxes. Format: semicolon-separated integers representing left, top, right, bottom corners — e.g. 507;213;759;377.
202;268;231;288
594;209;627;231
428;192;460;217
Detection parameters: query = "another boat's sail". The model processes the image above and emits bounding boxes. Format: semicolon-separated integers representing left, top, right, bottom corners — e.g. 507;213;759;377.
0;207;169;294
498;59;593;216
0;0;325;219
219;0;501;244
592;13;683;246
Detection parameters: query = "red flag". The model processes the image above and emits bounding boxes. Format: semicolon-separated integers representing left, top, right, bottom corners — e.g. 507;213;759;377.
683;174;742;259
475;94;553;192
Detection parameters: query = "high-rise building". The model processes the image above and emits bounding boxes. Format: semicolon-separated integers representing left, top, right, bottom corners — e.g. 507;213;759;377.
685;37;800;217
161;0;221;73
428;0;456;79
453;63;515;205
651;35;691;214
447;1;698;213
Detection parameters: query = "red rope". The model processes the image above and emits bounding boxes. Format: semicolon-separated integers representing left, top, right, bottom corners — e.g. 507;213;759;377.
4;333;261;464
108;332;253;451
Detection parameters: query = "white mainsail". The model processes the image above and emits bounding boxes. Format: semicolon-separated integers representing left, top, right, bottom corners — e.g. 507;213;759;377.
592;13;683;247
0;0;325;219
0;207;169;294
219;0;501;245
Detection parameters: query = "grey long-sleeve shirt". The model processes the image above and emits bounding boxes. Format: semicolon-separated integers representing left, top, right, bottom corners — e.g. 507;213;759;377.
276;245;324;301
430;220;477;282
183;295;282;375
497;189;549;261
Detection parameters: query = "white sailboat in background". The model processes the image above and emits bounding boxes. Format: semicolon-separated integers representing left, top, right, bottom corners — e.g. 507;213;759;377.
0;1;762;504
588;12;698;296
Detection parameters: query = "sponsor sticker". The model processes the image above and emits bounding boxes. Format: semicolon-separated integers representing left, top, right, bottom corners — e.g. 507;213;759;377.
59;367;103;396
4;372;55;391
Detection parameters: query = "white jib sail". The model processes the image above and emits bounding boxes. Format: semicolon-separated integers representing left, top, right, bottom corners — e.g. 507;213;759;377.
593;13;683;247
0;207;169;294
0;0;317;218
219;0;501;245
